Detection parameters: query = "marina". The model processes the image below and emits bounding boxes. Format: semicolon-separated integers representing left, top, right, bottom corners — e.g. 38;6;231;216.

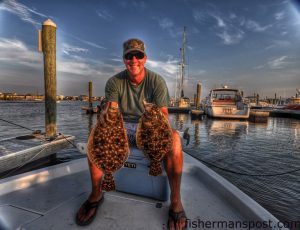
1;1;300;229
0;101;299;229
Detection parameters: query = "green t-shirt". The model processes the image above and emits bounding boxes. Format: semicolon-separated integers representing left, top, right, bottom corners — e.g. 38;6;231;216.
105;68;170;123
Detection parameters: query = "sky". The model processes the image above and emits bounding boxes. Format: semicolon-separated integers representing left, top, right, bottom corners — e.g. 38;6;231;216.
0;0;299;98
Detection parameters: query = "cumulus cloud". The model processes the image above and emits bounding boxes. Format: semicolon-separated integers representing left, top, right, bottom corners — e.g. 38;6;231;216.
0;37;42;68
146;57;179;80
0;0;48;27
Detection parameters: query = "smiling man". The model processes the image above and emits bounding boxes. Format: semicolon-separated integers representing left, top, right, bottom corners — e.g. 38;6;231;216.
76;38;187;230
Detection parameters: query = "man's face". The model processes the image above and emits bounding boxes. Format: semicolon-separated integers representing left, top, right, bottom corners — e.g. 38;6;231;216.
123;51;147;78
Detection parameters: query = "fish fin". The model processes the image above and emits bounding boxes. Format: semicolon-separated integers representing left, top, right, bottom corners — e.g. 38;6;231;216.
149;161;162;176
102;173;116;191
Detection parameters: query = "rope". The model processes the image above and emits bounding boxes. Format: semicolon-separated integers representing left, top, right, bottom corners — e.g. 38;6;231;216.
0;117;35;132
0;137;58;179
185;150;300;177
0;117;78;178
0;116;77;148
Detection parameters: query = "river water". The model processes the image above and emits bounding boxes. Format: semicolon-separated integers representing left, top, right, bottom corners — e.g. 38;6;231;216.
0;101;299;227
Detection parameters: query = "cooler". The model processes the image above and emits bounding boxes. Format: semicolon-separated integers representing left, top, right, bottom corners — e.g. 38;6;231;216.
114;147;170;201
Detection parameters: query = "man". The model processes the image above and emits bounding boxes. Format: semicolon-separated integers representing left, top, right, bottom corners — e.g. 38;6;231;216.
76;38;187;230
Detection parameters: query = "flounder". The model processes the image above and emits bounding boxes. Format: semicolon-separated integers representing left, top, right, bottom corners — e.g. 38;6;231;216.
136;101;173;176
87;103;129;191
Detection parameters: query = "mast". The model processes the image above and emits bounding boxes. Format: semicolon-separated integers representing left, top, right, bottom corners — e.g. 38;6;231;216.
180;26;186;98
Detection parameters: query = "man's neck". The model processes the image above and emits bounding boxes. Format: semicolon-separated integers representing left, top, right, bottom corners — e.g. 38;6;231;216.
128;68;146;85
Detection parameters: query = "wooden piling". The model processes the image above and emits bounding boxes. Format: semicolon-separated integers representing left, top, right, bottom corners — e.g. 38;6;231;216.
42;19;57;138
195;82;202;109
88;81;93;108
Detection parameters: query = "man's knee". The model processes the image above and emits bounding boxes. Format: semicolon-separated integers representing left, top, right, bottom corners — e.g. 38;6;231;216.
171;129;183;156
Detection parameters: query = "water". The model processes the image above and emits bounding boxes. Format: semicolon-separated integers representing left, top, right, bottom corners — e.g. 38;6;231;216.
0;101;299;226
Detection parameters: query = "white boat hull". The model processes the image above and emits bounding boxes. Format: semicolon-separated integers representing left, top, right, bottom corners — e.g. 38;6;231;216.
0;152;285;230
205;104;250;119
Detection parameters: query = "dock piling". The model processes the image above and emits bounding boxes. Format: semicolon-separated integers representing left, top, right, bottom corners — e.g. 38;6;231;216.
42;19;57;139
196;82;202;109
87;81;94;114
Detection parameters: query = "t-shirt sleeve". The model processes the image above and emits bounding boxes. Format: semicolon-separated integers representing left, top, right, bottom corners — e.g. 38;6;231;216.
105;78;118;103
153;76;170;107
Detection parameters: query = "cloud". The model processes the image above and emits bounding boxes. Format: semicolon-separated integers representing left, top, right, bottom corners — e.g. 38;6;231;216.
265;40;291;50
97;10;113;21
158;17;174;29
146;57;179;80
193;10;208;24
245;20;272;32
193;10;245;45
212;15;226;28
268;56;291;69
62;43;88;56
217;30;244;45
0;0;48;27
153;17;180;38
0;37;42;68
274;11;285;20
62;31;106;50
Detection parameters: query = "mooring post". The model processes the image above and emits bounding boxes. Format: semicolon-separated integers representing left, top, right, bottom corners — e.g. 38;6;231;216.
196;82;202;109
42;19;57;139
88;81;93;111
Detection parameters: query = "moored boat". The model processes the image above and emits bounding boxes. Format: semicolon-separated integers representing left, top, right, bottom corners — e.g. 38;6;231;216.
203;86;250;119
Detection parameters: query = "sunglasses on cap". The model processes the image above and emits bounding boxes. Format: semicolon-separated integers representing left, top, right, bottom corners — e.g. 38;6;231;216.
124;51;145;60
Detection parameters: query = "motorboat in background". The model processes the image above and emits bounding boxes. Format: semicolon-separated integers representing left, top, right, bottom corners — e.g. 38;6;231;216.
203;86;250;119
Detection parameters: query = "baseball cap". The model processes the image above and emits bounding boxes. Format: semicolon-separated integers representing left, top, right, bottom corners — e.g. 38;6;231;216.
123;38;146;56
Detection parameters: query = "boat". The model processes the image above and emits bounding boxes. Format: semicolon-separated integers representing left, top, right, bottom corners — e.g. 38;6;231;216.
203;86;250;119
0;144;285;230
0;134;75;175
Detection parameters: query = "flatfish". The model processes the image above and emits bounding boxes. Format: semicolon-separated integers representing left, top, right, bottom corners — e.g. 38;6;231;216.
136;101;173;176
87;104;129;191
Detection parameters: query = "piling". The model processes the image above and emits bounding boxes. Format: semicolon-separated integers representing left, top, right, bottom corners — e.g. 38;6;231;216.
42;19;57;139
195;82;202;109
86;81;94;114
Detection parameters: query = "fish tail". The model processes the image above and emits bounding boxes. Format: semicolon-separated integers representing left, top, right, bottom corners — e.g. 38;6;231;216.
102;173;116;191
149;161;162;176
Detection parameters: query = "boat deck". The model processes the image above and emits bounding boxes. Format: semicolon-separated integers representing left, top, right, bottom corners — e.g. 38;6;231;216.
0;153;283;230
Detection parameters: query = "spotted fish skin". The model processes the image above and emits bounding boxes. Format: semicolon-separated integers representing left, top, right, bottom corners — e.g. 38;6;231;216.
87;105;129;191
136;102;173;176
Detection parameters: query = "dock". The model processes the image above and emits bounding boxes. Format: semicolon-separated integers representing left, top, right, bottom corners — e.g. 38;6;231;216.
270;109;300;119
168;107;191;113
249;110;269;123
81;106;98;114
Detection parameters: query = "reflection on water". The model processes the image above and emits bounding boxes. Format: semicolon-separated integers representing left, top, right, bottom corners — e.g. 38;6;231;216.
169;114;300;226
0;102;299;225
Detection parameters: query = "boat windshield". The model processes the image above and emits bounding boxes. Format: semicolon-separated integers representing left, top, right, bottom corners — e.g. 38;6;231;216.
212;90;238;100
